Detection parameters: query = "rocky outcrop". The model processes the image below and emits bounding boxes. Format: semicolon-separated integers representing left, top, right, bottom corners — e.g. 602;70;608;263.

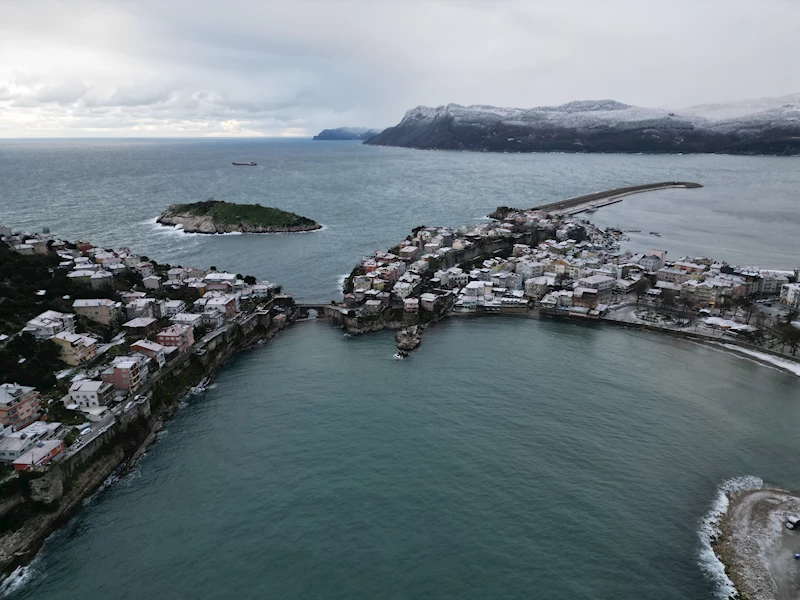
28;470;65;505
396;326;425;353
156;208;322;234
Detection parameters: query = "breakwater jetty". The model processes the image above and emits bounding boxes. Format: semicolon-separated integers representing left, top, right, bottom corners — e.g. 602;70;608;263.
529;181;703;215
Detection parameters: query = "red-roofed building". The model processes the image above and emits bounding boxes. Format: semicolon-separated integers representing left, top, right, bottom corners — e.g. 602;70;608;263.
156;324;195;353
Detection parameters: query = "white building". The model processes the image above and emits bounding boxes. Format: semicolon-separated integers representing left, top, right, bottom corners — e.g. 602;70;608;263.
163;300;186;317
24;310;76;339
142;275;162;290
251;283;274;298
524;276;550;300
516;260;545;280
170;313;204;329
0;421;63;464
638;255;663;272
780;283;800;308
67;380;115;409
576;275;616;294
393;281;414;299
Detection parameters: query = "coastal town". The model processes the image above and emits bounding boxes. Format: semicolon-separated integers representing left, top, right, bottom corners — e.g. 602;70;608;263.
340;201;800;361
0;225;293;479
2;192;800;593
3;202;800;476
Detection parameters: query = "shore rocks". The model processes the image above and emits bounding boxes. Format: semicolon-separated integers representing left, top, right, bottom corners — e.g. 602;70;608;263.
714;487;800;600
396;326;425;353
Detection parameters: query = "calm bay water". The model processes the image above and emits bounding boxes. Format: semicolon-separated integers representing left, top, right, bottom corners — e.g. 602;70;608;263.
1;140;799;599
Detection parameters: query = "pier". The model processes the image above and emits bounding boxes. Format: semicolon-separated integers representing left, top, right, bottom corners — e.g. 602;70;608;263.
531;181;702;215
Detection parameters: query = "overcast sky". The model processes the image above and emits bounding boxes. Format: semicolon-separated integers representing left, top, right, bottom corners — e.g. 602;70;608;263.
1;0;797;137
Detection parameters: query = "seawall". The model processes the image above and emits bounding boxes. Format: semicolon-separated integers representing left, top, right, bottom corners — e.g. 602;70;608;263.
529;181;703;214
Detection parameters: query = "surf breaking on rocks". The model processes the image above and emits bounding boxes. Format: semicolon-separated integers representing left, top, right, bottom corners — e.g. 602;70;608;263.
698;475;764;598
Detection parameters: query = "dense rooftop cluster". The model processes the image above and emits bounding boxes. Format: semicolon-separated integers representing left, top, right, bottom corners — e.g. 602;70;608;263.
343;207;800;346
0;224;285;473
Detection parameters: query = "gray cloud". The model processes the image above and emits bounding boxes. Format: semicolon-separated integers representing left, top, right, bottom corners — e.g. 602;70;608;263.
0;0;798;136
34;79;88;104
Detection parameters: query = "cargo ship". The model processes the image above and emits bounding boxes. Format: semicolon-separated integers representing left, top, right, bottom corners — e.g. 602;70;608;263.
232;161;257;166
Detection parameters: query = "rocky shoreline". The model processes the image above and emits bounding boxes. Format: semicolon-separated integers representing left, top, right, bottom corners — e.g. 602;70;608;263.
713;487;800;600
156;211;322;234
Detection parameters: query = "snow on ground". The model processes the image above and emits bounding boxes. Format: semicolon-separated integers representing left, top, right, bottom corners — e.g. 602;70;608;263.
702;317;756;332
680;93;800;120
723;344;800;377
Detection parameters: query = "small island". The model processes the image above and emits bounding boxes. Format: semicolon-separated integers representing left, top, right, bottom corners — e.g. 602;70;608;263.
156;199;322;234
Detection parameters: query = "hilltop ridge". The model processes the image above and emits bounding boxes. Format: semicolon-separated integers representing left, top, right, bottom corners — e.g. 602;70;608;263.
156;200;321;234
313;127;381;141
365;95;800;155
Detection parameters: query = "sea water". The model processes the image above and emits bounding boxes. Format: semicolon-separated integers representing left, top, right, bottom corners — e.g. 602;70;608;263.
1;140;799;599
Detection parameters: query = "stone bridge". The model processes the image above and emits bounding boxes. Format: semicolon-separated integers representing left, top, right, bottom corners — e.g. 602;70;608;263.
294;303;350;322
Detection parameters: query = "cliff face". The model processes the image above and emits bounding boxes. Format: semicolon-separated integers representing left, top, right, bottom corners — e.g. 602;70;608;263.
365;96;800;155
156;206;322;234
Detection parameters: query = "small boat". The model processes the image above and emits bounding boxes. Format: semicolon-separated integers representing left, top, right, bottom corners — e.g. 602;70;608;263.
583;206;597;213
393;351;408;360
232;161;257;166
649;231;662;237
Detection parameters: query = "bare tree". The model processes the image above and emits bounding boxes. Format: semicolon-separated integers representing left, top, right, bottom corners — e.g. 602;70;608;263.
633;278;651;305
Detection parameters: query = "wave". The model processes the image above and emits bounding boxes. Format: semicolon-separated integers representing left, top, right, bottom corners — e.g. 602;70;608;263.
0;562;37;597
81;468;123;507
698;475;764;599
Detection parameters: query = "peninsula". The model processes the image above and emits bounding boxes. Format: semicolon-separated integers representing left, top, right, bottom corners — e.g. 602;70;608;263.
314;181;800;369
365;94;800;155
156;200;321;234
713;485;800;600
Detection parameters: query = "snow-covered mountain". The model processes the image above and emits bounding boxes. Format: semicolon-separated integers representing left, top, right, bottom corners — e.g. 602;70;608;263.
313;127;381;141
366;97;800;155
679;93;800;120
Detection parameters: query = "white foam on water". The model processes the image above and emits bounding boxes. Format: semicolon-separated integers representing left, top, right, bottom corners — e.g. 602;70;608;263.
0;562;37;597
722;344;800;377
82;467;124;507
698;475;764;599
